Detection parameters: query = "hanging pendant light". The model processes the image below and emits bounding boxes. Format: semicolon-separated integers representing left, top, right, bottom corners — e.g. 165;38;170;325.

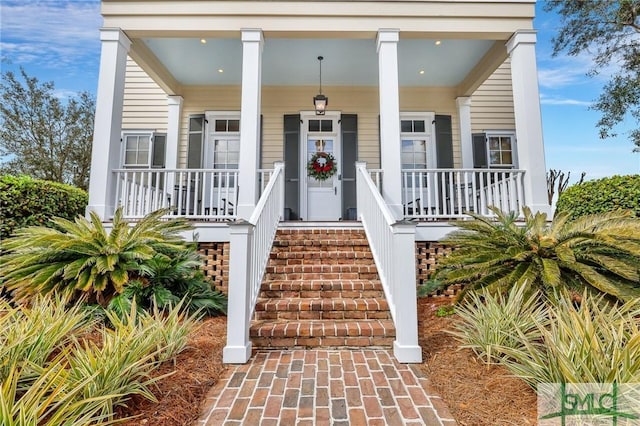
313;56;328;115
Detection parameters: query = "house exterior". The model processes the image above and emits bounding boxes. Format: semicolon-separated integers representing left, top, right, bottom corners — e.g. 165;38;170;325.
88;0;549;364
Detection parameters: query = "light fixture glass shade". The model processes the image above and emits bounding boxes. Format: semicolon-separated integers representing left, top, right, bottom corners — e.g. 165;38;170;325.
313;94;328;115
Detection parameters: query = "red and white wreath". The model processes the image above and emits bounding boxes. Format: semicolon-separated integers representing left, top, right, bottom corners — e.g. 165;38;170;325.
307;152;337;181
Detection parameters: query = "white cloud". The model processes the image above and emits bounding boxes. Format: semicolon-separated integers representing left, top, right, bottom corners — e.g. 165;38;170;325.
539;93;592;107
538;67;587;89
53;88;84;100
1;1;102;71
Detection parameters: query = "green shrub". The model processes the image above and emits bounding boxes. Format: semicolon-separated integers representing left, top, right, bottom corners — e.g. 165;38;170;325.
109;250;227;316
450;283;549;364
556;174;640;220
0;207;193;305
499;292;640;387
434;207;640;302
0;175;87;239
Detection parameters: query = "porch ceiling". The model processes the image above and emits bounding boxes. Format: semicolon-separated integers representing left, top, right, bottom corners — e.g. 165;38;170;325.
141;37;496;87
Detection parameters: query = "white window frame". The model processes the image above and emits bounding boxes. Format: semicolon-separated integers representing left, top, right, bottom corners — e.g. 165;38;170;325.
400;112;436;170
485;130;517;168
121;130;155;168
204;111;241;170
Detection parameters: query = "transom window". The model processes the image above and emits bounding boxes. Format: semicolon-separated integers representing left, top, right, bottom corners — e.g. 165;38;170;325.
308;119;333;132
215;119;240;133
401;119;426;134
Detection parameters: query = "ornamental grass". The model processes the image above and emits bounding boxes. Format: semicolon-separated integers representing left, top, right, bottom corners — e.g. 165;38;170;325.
0;296;198;424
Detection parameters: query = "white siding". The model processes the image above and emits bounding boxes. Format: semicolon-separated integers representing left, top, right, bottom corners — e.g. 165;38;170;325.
122;57;168;132
470;60;515;132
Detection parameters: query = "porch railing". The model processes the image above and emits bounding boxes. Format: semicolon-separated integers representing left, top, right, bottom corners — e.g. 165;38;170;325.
401;168;525;219
223;162;285;364
355;162;422;363
113;168;277;220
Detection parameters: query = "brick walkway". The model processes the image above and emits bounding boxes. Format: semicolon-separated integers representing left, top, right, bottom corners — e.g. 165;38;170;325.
198;350;457;425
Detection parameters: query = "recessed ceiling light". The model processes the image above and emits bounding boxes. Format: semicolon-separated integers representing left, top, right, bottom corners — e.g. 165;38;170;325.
419;70;425;75
435;40;442;46
218;69;224;73
200;39;207;44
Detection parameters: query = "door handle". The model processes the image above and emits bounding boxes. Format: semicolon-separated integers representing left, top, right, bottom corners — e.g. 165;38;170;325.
334;187;337;195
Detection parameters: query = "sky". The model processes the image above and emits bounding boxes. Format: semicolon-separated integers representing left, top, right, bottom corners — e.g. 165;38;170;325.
1;0;639;181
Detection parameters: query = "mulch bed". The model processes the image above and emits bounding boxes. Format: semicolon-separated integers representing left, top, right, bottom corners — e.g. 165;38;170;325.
115;300;537;425
418;297;538;426
114;316;228;425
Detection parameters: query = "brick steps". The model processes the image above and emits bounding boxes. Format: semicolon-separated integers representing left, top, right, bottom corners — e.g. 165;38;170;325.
250;320;395;348
254;297;391;321
251;229;395;350
259;279;385;299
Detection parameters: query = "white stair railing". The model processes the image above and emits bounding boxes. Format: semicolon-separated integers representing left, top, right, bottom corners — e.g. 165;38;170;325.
223;162;285;364
355;162;422;363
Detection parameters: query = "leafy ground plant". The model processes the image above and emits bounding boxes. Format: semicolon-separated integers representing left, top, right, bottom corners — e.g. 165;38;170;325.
108;250;227;316
0;294;92;385
0;296;198;424
0;207;192;305
449;283;548;365
433;207;640;302
499;292;640;388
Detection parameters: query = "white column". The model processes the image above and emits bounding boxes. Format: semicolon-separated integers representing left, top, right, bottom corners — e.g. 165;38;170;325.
507;30;551;215
165;96;183;196
166;96;183;170
391;221;422;363
377;29;403;219
223;220;254;364
456;97;473;169
237;29;264;220
86;28;131;220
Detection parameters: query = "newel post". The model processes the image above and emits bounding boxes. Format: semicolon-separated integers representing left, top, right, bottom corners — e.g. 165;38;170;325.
391;220;422;363
223;220;255;364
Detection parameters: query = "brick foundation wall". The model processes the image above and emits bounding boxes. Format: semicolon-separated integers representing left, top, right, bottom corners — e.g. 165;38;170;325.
198;242;229;295
415;242;462;298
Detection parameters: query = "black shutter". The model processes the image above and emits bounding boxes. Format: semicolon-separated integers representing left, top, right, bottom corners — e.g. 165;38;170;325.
152;134;166;168
435;115;453;168
341;114;358;220
283;114;300;220
187;114;205;169
472;133;488;168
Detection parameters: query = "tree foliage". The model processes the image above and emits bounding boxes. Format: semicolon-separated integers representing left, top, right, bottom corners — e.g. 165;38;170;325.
0;68;95;189
544;1;640;150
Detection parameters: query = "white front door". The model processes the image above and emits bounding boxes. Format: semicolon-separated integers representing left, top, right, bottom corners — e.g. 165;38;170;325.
302;113;341;221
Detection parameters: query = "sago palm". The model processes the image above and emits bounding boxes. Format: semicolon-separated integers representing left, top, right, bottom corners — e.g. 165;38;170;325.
0;208;192;305
433;207;640;302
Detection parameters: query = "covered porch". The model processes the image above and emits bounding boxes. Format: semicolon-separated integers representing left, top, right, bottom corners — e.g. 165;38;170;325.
86;0;549;365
